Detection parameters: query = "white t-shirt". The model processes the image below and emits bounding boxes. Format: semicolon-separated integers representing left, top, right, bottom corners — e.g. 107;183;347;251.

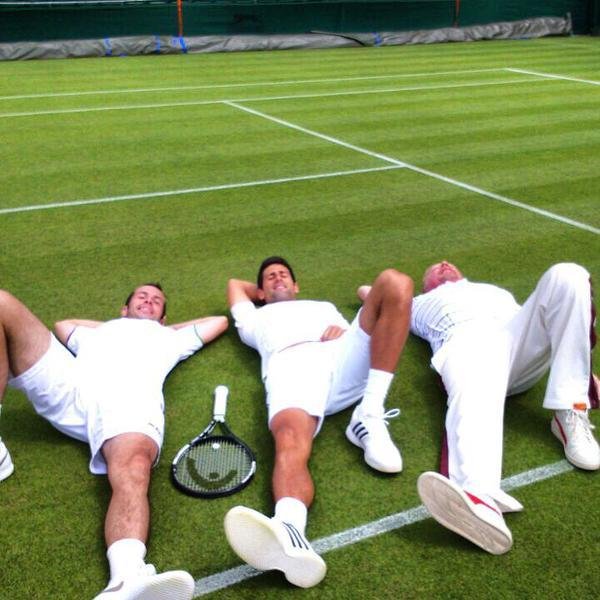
231;299;349;379
68;317;204;415
411;279;520;357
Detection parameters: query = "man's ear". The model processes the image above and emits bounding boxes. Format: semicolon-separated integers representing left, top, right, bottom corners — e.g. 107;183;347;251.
256;288;266;301
120;305;129;317
294;282;300;294
159;315;166;325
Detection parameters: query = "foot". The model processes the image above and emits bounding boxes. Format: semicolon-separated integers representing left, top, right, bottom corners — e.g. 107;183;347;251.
417;471;512;555
552;408;600;470
0;439;14;482
224;506;326;588
345;407;402;473
94;565;194;600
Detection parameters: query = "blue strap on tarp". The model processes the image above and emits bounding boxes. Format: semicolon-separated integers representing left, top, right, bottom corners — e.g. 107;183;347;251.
172;36;188;54
103;38;112;56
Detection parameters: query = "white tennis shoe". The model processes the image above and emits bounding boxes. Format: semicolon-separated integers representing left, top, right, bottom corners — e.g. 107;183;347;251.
0;439;14;482
417;471;513;555
93;564;194;600
224;506;326;588
345;407;402;473
551;408;600;470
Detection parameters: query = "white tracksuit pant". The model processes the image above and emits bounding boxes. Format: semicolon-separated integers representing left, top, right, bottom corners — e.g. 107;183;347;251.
435;263;595;498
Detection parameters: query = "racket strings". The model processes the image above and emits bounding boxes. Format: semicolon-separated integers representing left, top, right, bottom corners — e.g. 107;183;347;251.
175;437;254;494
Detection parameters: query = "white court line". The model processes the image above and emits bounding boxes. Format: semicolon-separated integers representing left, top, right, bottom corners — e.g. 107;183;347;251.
505;68;600;86
0;165;403;216
0;77;545;119
192;460;574;596
0;68;504;101
224;101;407;167
224;102;600;235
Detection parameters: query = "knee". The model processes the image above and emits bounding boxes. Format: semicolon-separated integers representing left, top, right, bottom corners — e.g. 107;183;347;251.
273;423;312;460
108;451;153;493
0;290;18;313
545;263;590;293
376;269;414;300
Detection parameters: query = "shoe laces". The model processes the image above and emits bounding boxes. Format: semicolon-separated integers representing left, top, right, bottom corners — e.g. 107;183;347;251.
362;408;400;427
566;409;596;444
383;408;401;424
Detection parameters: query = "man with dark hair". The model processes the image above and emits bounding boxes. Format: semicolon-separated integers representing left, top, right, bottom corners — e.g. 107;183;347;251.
224;256;413;588
404;261;599;555
0;283;228;599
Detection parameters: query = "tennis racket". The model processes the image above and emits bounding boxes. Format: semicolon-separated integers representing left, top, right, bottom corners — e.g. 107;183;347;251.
171;385;256;498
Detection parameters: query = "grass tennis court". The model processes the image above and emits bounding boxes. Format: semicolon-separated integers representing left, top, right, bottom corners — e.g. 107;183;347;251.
1;35;599;599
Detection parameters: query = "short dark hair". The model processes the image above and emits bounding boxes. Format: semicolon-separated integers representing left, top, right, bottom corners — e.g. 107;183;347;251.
125;282;167;318
256;256;296;289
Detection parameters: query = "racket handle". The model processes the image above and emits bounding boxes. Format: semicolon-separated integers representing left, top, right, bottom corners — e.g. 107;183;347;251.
214;385;229;421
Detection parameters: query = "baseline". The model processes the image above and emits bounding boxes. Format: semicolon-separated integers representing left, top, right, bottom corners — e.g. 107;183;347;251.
192;460;574;596
0;68;505;102
0;77;545;120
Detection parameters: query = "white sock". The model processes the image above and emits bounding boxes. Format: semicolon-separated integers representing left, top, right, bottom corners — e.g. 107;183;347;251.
359;369;394;415
274;497;308;536
106;538;147;585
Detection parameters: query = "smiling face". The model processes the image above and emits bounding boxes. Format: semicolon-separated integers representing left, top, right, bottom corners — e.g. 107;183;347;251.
257;263;299;304
121;284;167;323
422;261;464;293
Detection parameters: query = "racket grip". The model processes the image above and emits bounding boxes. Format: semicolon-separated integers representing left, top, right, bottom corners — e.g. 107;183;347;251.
214;385;229;421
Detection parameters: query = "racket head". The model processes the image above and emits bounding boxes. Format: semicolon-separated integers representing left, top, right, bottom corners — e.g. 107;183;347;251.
171;431;256;498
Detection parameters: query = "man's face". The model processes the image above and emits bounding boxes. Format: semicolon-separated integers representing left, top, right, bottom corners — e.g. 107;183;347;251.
257;263;299;304
422;261;463;293
121;285;166;323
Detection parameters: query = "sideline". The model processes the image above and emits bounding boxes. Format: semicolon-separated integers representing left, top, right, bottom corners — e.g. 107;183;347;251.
225;101;600;236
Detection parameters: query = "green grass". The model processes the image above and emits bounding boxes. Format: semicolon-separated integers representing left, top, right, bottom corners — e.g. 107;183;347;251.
0;36;599;599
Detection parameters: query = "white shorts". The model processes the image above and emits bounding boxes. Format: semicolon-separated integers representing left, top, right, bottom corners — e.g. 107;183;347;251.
8;334;163;475
264;313;370;433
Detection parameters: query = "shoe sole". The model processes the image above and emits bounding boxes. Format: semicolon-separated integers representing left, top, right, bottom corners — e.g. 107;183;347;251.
224;506;326;588
95;572;194;600
551;419;600;470
417;472;512;555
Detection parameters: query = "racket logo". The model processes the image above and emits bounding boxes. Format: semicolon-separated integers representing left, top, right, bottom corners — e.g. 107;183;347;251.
185;454;239;490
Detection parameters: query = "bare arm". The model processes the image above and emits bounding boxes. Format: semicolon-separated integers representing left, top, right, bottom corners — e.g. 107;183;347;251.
227;278;260;307
54;319;102;345
169;315;228;344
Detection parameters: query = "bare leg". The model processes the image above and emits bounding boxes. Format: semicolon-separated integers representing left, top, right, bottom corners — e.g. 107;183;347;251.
101;433;158;546
270;408;318;506
0;289;51;399
0;290;51;480
359;269;413;373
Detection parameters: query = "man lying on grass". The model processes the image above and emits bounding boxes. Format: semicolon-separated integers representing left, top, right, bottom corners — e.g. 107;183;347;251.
361;261;599;556
0;283;227;600
223;256;413;588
